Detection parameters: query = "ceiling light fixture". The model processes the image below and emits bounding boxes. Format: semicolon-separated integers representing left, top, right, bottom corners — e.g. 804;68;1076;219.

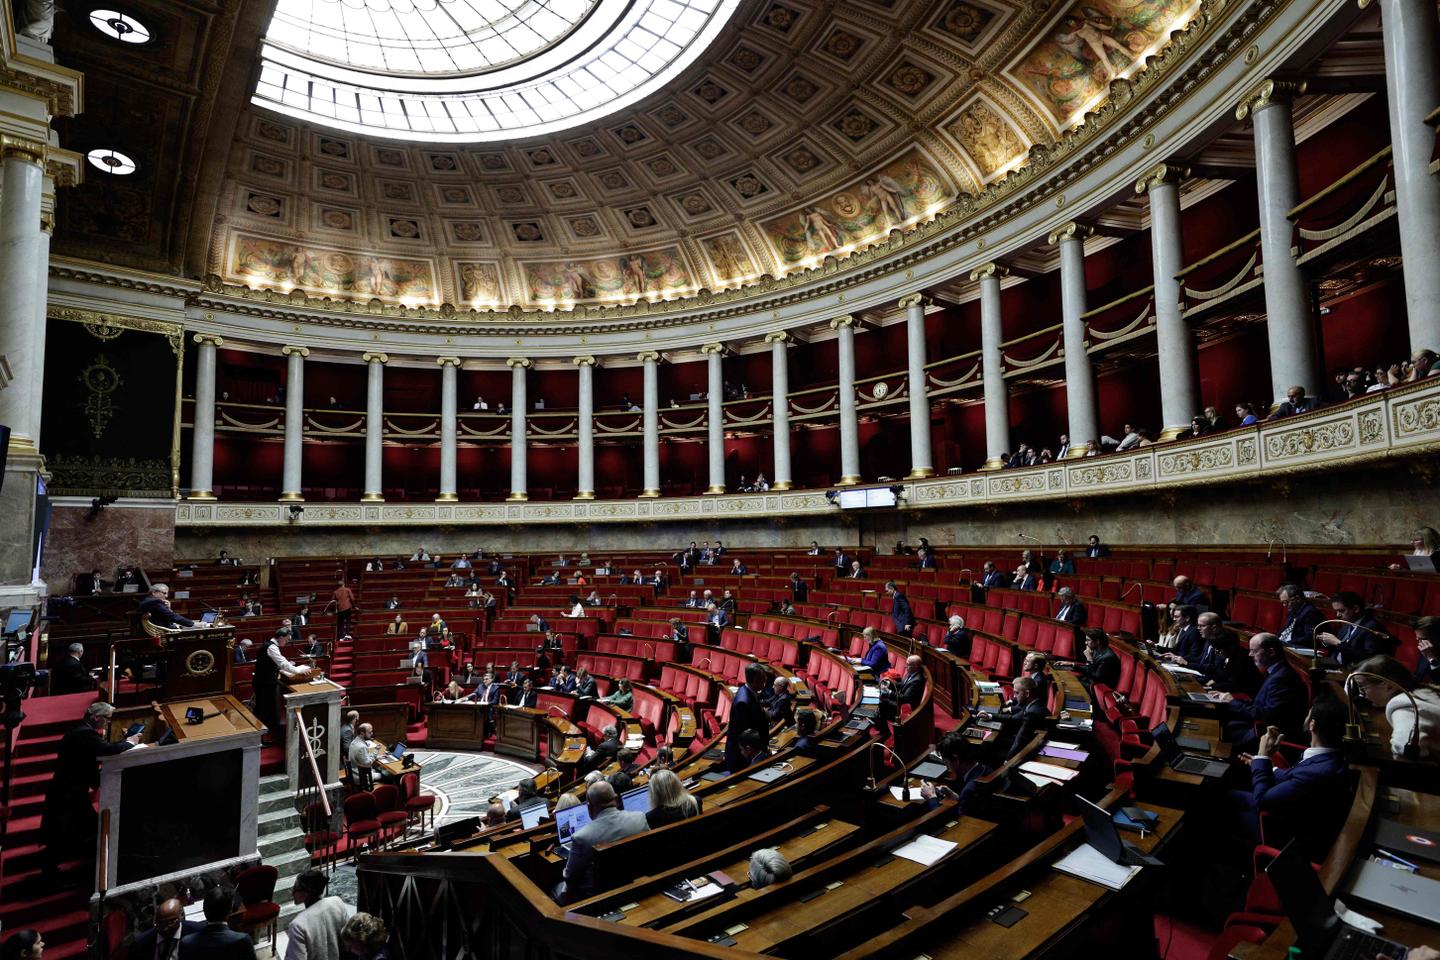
86;148;138;175
89;9;151;43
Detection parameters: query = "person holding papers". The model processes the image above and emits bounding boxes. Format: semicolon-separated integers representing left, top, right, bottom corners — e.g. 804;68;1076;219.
860;627;889;674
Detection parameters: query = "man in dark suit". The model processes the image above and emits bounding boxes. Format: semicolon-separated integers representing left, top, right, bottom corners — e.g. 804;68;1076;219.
725;663;771;773
589;726;622;771
179;887;255;960
917;546;937;570
834;548;849;571
1171;576;1207;610
982;675;1049;760
1168;604;1206;664
1075;629;1121;689
139;584;195;629
1414;617;1439;684
1214;633;1310;752
1234;696;1351;860
764;676;794;725
1084;535;1109;559
886;581;915;636
790;573;809;603
890;655;926;710
1021;651;1053;705
978;561;1005;589
42;702;144;883
51;643;94;695
1276;584;1324;647
1265;384;1324;419
574;668;598;699
1316;591;1392;665
1053;588;1087;626
1194;613;1259;695
515;678;539;708
132;898;202;960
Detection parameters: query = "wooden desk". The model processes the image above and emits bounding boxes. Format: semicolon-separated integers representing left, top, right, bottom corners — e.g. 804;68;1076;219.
428;702;489;750
159;695;266;741
496;705;545;760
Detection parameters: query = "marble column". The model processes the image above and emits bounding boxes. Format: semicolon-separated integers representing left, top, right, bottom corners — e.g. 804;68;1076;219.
1375;0;1440;350
361;352;387;502
27;186;52;450
765;332;793;490
188;334;222;499
702;343;726;493
436;357;460;502
1050;222;1099;456
1237;80;1320;403
574;356;596;500
972;262;1011;470
279;345;308;502
638;351;661;497
507;358;530;501
0;140;45;455
831;315;861;486
900;294;935;478
1136;163;1199;439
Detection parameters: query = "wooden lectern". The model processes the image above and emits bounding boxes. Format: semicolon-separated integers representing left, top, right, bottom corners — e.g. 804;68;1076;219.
284;677;346;793
495;705;544;760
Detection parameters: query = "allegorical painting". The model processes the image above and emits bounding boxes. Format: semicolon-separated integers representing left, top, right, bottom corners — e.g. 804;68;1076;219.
455;261;505;305
701;232;759;284
761;148;952;266
523;248;693;303
230;234;435;300
1012;0;1190;122
946;99;1030;180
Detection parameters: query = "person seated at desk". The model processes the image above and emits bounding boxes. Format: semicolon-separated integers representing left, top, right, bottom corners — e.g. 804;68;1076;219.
1316;590;1393;665
1085;534;1110;558
884;655;926;711
529;613;550;633
133;897;203;960
792;709;821;752
558;782;650;904
385;614;407;636
1414;616;1440;684
496;570;513;592
920;729;993;812
180;887;255;960
1353;655;1440;761
860;627;889;675
1276;583;1323;648
1054;587;1087;626
1048;550;1076;577
917;544;937;570
943;614;972;658
733;729;771;770
705;601;729;642
574;667;598;699
233;638;253;665
1193;614;1260;696
764;676;794;725
847;559;866;579
1171;575;1208;610
1212;633;1309;752
1234;696;1351;860
1163;604;1206;664
748;848;792;889
348;723;382;788
644;769;701;828
139;583;195;629
649;568;666;594
601;678;632;710
52;643;94;695
456;662;480;686
980;675;1048;760
564;594;585;618
300;634;325;658
1010;563;1038;591
585;589;602;607
681;590;701;608
540;570;561;586
436;680;474;703
1021;651;1052;704
1067;628;1121;689
977;561;1005;589
552;664;577;694
292;603;311;627
589;725;622;770
730;558;748;575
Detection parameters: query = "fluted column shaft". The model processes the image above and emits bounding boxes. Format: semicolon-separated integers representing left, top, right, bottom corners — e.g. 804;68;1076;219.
279;346;308;501
639;352;661;496
832;316;861;485
901;295;934;478
1052;223;1098;454
1238;84;1320;402
189;335;222;498
702;344;726;493
28;188;52;449
362;353;386;501
973;263;1010;469
0;147;44;454
437;357;460;501
575;357;596;499
1138;165;1199;438
766;333;793;490
507;358;530;501
1378;0;1440;348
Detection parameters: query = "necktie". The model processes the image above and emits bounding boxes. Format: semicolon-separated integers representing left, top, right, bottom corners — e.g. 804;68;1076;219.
160;938;175;960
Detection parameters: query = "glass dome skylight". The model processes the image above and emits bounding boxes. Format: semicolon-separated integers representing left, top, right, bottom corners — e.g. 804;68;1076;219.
253;0;741;142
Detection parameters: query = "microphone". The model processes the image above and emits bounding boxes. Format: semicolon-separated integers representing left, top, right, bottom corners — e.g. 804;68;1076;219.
546;704;568;719
1017;533;1042;544
1119;582;1142;603
641;642;655;659
867;741;910;799
1344;671;1421;760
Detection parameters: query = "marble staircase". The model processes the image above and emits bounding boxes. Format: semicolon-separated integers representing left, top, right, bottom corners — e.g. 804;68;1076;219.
255;773;315;933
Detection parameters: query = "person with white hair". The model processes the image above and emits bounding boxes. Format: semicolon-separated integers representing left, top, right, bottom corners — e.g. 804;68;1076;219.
138;582;195;629
558;781;649;903
943;614;971;657
644;769;702;828
52;642;94;694
748;848;792;889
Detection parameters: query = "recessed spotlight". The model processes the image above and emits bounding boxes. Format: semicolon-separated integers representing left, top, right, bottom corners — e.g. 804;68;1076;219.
89;9;151;43
86;149;137;175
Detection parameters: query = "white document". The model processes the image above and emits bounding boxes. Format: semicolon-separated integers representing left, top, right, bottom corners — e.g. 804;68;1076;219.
976;681;1002;695
889;786;921;802
1161;664;1203;676
1047;740;1081;750
892;834;957;867
1053;843;1141;890
1020;761;1079;782
687;881;724;901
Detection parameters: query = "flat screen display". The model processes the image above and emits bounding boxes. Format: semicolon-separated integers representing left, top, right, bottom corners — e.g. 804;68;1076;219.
838;488;897;510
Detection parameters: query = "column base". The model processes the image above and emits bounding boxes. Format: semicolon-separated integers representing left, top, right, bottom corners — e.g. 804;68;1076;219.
506;492;528;502
1157;424;1191;442
638;488;662;498
187;491;217;501
906;467;935;479
837;475;862;487
6;434;39;458
573;491;596;500
278;492;305;502
979;457;1007;471
435;493;459;502
1064;443;1093;459
771;481;793;491
360;493;385;503
704;485;727;495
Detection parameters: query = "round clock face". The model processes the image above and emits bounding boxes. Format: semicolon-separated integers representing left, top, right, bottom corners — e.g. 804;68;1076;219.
186;649;217;677
872;381;890;399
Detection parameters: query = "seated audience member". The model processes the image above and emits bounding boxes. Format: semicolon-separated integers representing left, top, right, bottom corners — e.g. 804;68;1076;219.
1021;651;1052;704
1074;629;1121;689
574;667;598;699
133;898;202;959
886;581;915;636
1054;587;1086;626
718;589;738;616
730;558;748;575
52;643;94;694
1267;384;1324;419
748;848;792;889
1203;405;1225;431
564;594;586;618
348;723;381;788
981;675;1048;760
180;886;255;959
602;678;633;710
1235;696;1351;860
1194;613;1259;695
1213;633;1309;751
590;725;622;770
1234;402;1260;425
1315;590;1392;665
943;614;971;658
1390;526;1440;570
848;559;866;579
1415;616;1440;684
1048;550;1076;576
514;677;539;708
436;680;473;703
483;802;507;827
1011;563;1038;591
884;655;926;711
1171;575;1206;610
139;583;195;629
1276;583;1323;647
792;709;820;751
1164;604;1205;664
1187;415;1209;438
301;634;325;658
1352;655;1440;761
559;782;649;903
920;729;994;811
644;769;702;828
917;544;937;569
735;729;771;769
764;676;794;725
859;627;889;675
339;913;389;960
386;613;407;635
977;561;1005;589
1084;534;1109;558
789;572;809;602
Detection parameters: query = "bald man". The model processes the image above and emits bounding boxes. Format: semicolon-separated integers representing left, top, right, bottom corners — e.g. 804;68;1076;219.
133;898;202;960
559;781;649;903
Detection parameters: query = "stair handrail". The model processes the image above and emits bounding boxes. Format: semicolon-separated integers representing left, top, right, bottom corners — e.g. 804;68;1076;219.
293;707;331;818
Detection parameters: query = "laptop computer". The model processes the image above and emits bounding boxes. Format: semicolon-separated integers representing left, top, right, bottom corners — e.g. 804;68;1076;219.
620;785;652;816
1374;819;1440;865
1404;555;1436;573
1076;796;1164;867
1150;722;1229;778
911;761;948;780
748;765;788;784
1346;859;1440;925
200;611;218;624
518;801;548;831
1267;839;1410;960
555;802;593;850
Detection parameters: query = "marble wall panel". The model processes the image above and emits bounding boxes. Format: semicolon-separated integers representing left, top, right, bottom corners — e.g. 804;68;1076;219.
43;499;177;594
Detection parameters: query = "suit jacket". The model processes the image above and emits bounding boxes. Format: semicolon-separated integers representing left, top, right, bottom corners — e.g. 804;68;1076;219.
285;896;353;960
834;553;850;570
1200;647;1260;695
732;564;748;574
766;691;794;725
179;924;255;960
995;698;1049;759
918;554;937;570
474;682;501;704
1172;625;1206;664
133;921;205;960
1054;600;1087;626
894;671;926;709
139;595;194;628
1331;615;1390;665
1279;603;1323;647
1013;574;1037;591
725;684;770;773
1224;662;1309;737
1272;396;1323;418
890;593;915;633
54;724;134;791
563;807;649;899
52;654;94;694
980;570;1005;588
943;627;971;658
1085;545;1110;558
516;690;539;708
553;675;577;694
1079;649;1121;689
1249;750;1349;858
575;677;598;699
791;581;809;602
861;640;889;674
1173;587;1207;608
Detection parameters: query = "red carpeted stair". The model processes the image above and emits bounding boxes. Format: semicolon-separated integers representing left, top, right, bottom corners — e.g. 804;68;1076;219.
1;692;105;959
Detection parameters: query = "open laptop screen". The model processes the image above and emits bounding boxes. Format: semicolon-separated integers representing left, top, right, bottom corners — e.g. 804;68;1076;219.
555;803;592;847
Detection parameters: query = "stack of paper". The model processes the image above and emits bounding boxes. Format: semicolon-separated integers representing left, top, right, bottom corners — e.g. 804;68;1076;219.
1020;761;1079;783
976;681;1003;695
1162;664;1203;676
1053;843;1141;890
892;834;957;866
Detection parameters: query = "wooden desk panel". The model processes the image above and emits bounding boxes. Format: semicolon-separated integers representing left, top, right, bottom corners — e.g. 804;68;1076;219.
428;702;489;750
495;706;544;760
160;696;265;741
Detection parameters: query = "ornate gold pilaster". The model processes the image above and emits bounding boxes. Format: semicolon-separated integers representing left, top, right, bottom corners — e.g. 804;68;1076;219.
828;314;858;331
0;135;45;164
506;357;532;369
1235;79;1307;120
636;350;662;364
699;342;726;355
1134;162;1191;195
436;356;461;367
193;333;224;347
763;331;793;346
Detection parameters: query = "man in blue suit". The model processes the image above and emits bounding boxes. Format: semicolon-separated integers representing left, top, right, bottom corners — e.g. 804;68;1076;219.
1316;591;1392;665
1276;584;1324;647
179;887;255;960
1054;588;1087;626
860;627;889;675
725;663;771;773
1213;633;1309;752
1234;696;1350;860
978;561;1005;589
886;581;915;636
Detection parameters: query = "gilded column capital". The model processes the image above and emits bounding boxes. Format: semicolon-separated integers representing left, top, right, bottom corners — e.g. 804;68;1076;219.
699;342;727;355
573;355;597;367
1235;79;1308;120
829;314;858;330
969;262;1009;282
898;293;931;310
362;351;389;364
193;334;225;347
281;345;310;358
636;350;662;363
506;357;532;369
436;356;462;367
1134;162;1191;195
763;331;793;346
1047;221;1093;245
0;135;46;164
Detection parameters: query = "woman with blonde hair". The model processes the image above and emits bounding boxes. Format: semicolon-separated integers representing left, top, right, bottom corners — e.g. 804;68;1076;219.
1391;527;1439;570
645;768;701;828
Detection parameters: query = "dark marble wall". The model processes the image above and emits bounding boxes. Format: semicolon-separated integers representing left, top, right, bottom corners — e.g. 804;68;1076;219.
43;499;176;594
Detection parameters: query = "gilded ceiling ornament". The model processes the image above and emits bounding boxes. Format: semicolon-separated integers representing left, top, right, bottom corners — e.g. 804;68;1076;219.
79;355;122;439
84;322;125;341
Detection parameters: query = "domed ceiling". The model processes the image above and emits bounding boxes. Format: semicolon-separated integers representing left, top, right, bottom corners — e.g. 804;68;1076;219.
51;0;1199;311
